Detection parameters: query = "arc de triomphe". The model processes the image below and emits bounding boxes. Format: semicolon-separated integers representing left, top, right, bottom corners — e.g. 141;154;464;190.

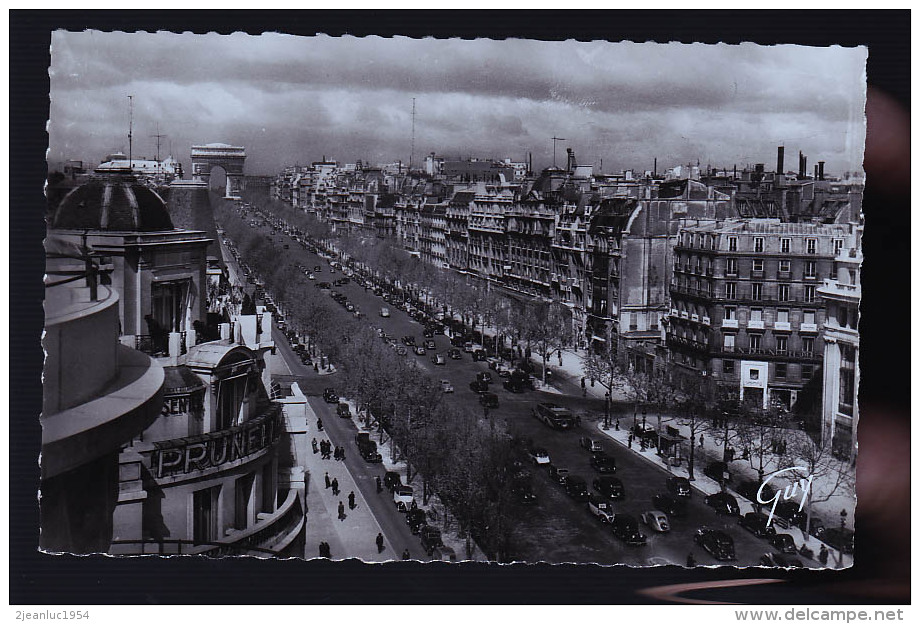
190;143;245;199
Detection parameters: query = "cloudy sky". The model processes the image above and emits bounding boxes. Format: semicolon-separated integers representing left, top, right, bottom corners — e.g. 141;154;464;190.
49;31;867;176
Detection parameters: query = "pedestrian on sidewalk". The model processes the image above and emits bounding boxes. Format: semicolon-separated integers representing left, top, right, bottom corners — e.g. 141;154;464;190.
402;548;411;560
314;362;319;372
581;377;586;397
324;472;331;489
376;532;384;553
331;478;339;496
312;438;319;454
558;350;562;366
376;476;382;493
348;491;356;510
628;433;634;449
338;500;346;521
699;434;705;448
819;544;829;566
339;447;346;462
317;417;324;431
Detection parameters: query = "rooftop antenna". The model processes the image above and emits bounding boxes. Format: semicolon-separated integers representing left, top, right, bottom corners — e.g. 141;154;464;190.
150;123;167;174
410;97;416;173
552;136;566;168
127;95;134;171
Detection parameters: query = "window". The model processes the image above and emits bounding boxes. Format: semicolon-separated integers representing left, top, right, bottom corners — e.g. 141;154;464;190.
804;261;817;279
723;360;735;375
696;257;703;273
777;309;789;323
834;239;845;256
804;285;816;303
779;259;791;273
726;257;738;275
728;236;738;251
629;313;638;331
775;362;787;378
806;238;817;254
778;283;790;302
802;364;814;380
697;234;704;248
751;282;763;301
235;474;255;530
750;308;763;322
776;336;788;353
802;337;815;353
723;334;736;349
803;309;816;325
725;282;737;299
749;334;762;350
749;369;760;380
754;237;764;253
193;486;221;545
781;238;791;254
752;258;764;273
724;306;737;321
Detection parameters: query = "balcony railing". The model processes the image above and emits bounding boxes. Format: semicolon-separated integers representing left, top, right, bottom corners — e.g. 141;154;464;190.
747;320;765;330
721;318;739;329
773;321;792;332
800;323;818;333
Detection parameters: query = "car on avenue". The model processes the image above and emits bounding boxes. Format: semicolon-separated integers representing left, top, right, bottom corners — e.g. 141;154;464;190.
479;392;499;409
547;465;570;486
424;339;437;350
336;402;352;419
705;491;740;516
469;379;490;393
431;353;446;365
323;388;339;404
611;514;647;546
448;348;463;360
695;527;736;561
640;510;671;532
419;526;444;556
587;495;615;523
563;475;590;502
579;437;604;453
652;493;687;517
528;447;551;465
393;486;415;512
406;508;427;534
738;512;778;539
590;452;617;474
476;371;493;384
770;533;798;554
379;307;390;318
510;481;538;505
383;471;402;492
666;477;692;498
414;346;427;356
440;379;454;393
593;476;625;500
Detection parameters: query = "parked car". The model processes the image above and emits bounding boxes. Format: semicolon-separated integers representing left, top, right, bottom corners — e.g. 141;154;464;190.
424;339;436;350
652;493;688;517
502;378;526;393
588;495;615;523
704;461;732;483
379;307;390;318
336;402;352;419
564;475;589;502
414;346;427;356
440;379;454;393
359;445;382;463
402;335;416;346
820;527;855;555
611;514;647;546
470;379;490;393
383;471;402;492
431;353;446;365
772;500;809;530
406;508;427;534
736;480;776;505
472;349;487;362
641;510;671;532
705;491;740;515
579;436;604;453
592;476;625;500
695;527;736;561
479;392;499;409
419;526;444;556
771;533;798;554
476;371;493;384
590;452;617;474
448;348;463;360
393;485;414;512
528;447;551;465
760;552;804;568
738;512;778;538
547;465;570;486
666;477;692;498
323;388;339;404
510;481;538;505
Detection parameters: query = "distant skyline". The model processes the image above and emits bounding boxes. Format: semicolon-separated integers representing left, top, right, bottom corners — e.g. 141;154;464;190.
49;32;867;177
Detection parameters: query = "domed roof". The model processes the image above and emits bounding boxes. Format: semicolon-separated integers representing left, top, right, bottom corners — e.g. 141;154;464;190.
50;172;174;232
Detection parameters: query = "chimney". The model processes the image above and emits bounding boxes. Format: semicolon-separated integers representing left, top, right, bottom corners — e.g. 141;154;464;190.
566;148;576;173
814;164;819;180
799;152;807;179
776;146;785;174
654;157;657;176
818;161;825;181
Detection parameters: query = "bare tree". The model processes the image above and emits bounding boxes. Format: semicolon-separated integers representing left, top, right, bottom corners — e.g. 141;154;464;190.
785;432;855;543
522;299;573;386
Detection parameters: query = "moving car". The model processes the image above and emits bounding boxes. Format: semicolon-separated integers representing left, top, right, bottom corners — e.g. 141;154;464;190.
440;379;454;393
592;476;625;500
547;465;570;485
323;388;339;404
579;437;604;453
424;339;437;350
379;307;390;318
479;392;499;409
414;346;427;356
510;481;538;505
738;512;778;538
448;348;463;360
395;345;408;356
588;495;615;523
666;477;692;498
611;514;647;546
336;402;352;419
563;475;590;502
533;403;577;431
431;353;446;365
469;379;490;393
695;527;736;561
476;372;493;384
393;485;414;512
641;510;670;532
652;493;687;517
705;491;740;515
383;471;402;491
402;335;416;346
528;447;551;465
590;452;617;474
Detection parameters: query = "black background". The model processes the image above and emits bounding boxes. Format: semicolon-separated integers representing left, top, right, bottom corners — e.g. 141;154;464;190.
11;10;909;605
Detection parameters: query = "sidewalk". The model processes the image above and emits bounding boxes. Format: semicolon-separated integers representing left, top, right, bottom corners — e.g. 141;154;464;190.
592;418;854;568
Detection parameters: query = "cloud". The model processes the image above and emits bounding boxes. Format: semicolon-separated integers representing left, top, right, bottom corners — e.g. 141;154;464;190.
48;31;866;176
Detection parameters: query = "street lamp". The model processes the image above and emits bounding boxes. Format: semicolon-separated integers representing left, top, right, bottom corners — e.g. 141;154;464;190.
640;406;648;450
603;392;611;430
